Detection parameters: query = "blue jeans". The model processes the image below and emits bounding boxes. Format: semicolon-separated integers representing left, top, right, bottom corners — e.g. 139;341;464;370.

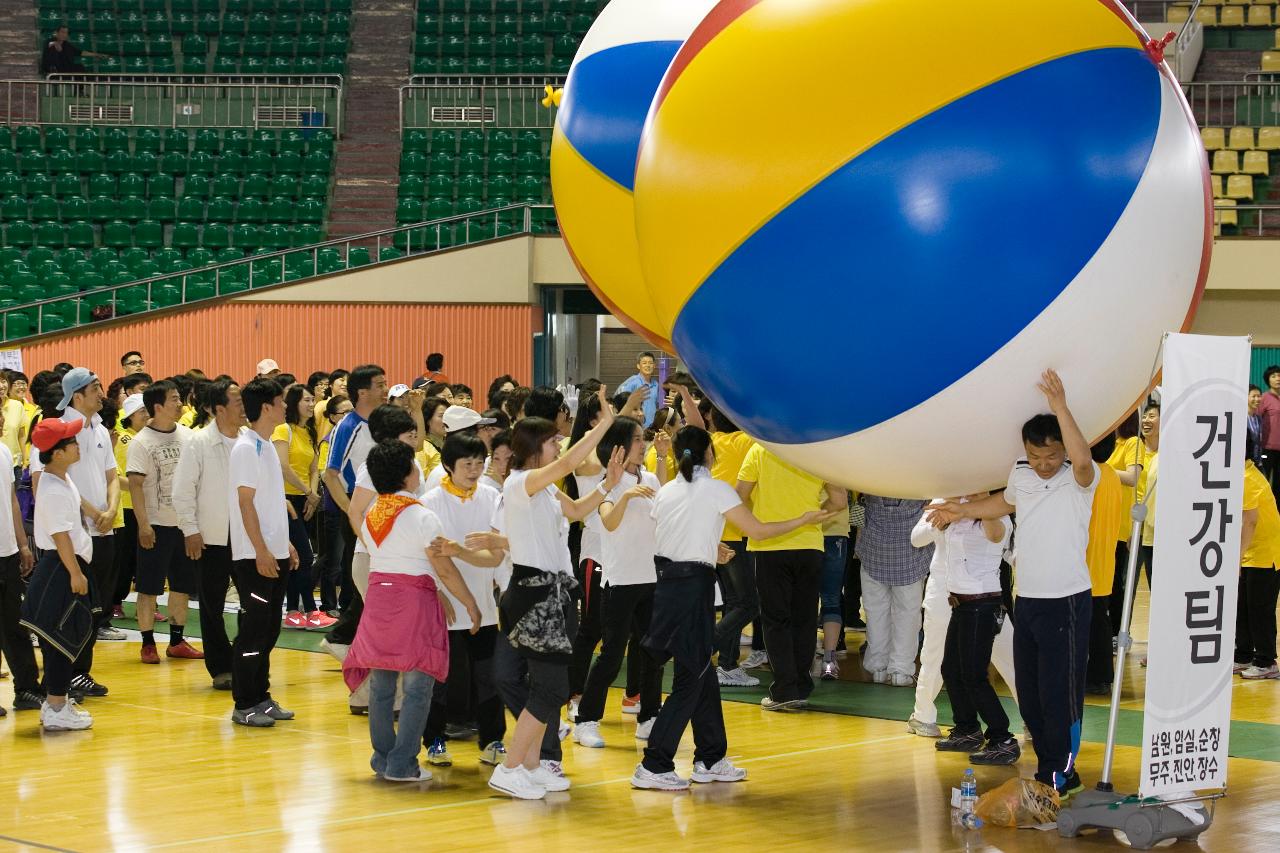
820;535;848;623
369;668;435;778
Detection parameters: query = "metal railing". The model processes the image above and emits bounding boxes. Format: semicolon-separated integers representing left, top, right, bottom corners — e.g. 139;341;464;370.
0;78;343;135
0;204;557;343
1182;81;1280;128
400;78;564;133
1213;202;1280;237
47;72;345;88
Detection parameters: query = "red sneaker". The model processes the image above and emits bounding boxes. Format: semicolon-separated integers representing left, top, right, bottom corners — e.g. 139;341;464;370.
112;605;125;620
166;640;205;660
621;693;641;715
283;611;308;629
305;610;337;629
156;612;168;623
140;644;160;665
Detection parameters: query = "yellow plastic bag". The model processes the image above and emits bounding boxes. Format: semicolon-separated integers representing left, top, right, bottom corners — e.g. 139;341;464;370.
974;777;1061;828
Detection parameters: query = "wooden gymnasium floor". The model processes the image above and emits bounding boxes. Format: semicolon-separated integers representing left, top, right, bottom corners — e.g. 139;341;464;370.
2;588;1279;853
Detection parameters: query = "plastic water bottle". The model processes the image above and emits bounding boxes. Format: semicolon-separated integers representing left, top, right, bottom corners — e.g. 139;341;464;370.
960;768;978;819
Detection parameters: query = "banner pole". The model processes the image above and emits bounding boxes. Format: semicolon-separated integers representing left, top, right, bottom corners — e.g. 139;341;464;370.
1098;507;1146;792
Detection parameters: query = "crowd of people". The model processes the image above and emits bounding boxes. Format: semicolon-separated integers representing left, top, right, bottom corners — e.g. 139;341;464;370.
2;348;1279;803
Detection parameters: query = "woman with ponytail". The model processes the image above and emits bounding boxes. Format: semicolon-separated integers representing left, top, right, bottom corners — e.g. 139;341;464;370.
631;426;836;791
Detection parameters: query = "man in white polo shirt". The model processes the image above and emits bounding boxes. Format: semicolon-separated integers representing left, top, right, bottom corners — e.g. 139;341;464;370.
31;367;121;699
928;370;1098;799
227;378;299;727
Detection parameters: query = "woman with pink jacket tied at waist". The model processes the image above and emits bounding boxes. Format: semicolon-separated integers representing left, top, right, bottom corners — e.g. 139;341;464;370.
342;438;484;784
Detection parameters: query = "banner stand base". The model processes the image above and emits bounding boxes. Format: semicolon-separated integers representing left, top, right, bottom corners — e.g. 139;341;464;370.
1057;789;1215;849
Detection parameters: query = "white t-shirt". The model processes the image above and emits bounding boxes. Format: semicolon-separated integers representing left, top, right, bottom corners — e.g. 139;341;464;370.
0;445;16;557
423;482;502;629
362;491;443;577
125;424;191;528
653;467;742;566
32;408;117;538
573;470;605;565
35;469;92;561
503;469;571;575
424;463;446;493
353;459;427;555
1005;460;1099;598
491;495;512;592
228;430;290;561
602;469;660;587
943;516;1011;596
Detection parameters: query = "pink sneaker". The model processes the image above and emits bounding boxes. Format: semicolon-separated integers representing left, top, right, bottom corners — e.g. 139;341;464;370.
283;611;308;629
305;610;337;629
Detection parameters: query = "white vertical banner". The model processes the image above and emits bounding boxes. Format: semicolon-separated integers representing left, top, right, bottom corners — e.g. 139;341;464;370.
1140;333;1249;798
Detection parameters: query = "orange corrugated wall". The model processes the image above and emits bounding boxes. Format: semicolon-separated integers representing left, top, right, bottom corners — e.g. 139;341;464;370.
18;302;537;392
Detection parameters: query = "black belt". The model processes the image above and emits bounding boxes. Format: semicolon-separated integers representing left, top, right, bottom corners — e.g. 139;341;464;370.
948;592;1002;607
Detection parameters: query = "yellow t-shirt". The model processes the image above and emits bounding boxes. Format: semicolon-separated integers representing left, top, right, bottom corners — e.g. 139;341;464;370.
271;423;316;496
737;443;823;552
1107;435;1149;542
417;442;441;478
1243;461;1280;569
315;399;334;443
115;427;136;515
1141;451;1160;548
820;488;852;538
1;398;27;463
644;444;677;483
178;405;196;428
1086;463;1123;596
711;430;754;541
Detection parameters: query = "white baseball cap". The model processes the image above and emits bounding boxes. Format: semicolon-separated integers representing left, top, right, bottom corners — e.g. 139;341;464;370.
443;405;496;433
256;358;280;375
122;393;145;419
388;383;410;400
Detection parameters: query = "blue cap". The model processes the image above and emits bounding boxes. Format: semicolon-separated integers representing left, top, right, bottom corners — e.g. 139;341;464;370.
57;367;98;410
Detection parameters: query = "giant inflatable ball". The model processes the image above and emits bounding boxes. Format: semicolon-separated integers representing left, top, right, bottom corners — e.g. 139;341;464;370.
626;0;1210;497
551;0;718;352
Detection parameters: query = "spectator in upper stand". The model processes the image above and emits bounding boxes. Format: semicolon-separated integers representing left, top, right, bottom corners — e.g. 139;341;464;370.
617;352;660;429
41;25;109;76
412;353;449;389
120;351;147;377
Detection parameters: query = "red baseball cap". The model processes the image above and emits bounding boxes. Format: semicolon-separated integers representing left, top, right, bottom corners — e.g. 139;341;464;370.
31;417;83;452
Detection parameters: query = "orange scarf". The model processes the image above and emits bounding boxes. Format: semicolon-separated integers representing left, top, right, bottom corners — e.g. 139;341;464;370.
441;474;476;503
364;494;420;547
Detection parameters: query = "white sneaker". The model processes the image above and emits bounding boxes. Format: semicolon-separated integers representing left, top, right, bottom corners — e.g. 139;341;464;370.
319;638;349;662
717;666;760;687
738;632;752;646
890;672;916;687
631;763;690;790
691;758;747;783
871;669;889;684
41;700;92;731
568;697;579;722
96;626;127;641
635;718;654;741
558;719;571;741
488;764;547;800
573;720;605;748
741;650;769;670
1241;664;1280;679
531;760;571;791
906;716;942;738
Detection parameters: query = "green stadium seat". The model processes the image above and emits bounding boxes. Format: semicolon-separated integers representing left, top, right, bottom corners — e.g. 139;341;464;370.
182;55;208;74
211;173;240;197
30;196;58;222
171;222;200;250
425;197;452;220
232;223;261;250
24;173;52;198
148;195;176;222
270;175;299;198
202;224;231;250
399;174;425;198
267;196;295;223
292;224;323;246
59;195;88;221
119;196;148;222
188;248;215;267
276;151;303;175
104;150;133;175
44;127;69;152
224;129;251;155
206;196;236;223
457;174;483;198
134;219;164;249
218;151;248;176
184;174;212;198
76;148;104;174
194;129;221;154
246;150;274;174
236;197;266;223
188;151;217;175
102;219;131;249
177;196;205;221
65;221;94;249
242;172;271;198
118;172;147;197
396;198;422;225
34;222;65;248
14;127;41;153
20;151;48;176
299;173;328;197
51;174;80;202
149;172;176;196
154;247;184;272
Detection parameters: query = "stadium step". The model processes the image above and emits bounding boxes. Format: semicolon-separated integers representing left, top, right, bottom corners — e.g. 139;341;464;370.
326;0;411;240
0;2;36;81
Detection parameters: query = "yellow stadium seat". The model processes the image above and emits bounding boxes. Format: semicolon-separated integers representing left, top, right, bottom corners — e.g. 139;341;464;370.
1275;28;1280;50
1229;126;1256;149
1212;149;1241;173
1243;150;1270;175
1201;127;1227;150
1258;126;1280;149
1226;174;1255;199
1263;51;1280;72
1249;6;1273;27
1219;6;1244;25
1194;7;1218;25
1168;7;1191;24
1211;174;1224;198
1215;200;1238;229
1199;0;1225;6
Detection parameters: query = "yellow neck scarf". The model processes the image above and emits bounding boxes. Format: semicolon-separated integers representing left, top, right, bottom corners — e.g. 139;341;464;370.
441;474;477;503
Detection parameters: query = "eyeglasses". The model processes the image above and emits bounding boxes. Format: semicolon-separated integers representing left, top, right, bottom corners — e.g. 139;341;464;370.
124;359;145;367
